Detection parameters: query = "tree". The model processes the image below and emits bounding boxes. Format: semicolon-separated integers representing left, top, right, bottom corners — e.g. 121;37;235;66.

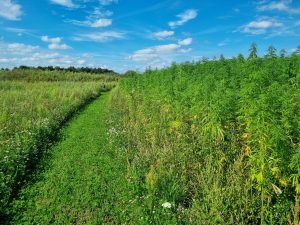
294;45;300;55
279;49;287;58
237;53;245;62
248;43;258;60
220;54;225;61
265;45;277;58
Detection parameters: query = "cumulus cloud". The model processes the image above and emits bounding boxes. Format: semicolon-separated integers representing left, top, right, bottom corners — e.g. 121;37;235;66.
48;43;71;50
130;41;192;62
90;19;112;28
178;38;193;46
152;30;174;39
0;42;89;68
74;31;125;42
0;0;22;20
50;0;75;8
5;43;39;54
41;35;71;50
257;0;300;14
241;19;283;35
169;9;198;28
41;36;61;43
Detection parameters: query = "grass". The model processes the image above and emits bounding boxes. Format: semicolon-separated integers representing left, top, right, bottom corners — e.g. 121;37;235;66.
7;93;137;224
0;70;118;217
1;49;299;224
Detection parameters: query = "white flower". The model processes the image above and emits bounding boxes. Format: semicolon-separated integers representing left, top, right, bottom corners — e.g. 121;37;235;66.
162;202;172;209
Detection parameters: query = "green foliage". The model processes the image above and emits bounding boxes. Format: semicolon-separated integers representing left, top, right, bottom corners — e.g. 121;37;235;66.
248;42;258;59
265;45;277;58
110;51;300;224
9;93;144;224
0;70;116;217
0;69;119;82
280;49;287;58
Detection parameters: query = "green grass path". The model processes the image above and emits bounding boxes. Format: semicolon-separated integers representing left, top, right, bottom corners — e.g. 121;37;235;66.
9;92;139;224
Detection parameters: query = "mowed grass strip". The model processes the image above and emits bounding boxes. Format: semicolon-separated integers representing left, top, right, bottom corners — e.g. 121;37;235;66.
9;93;141;225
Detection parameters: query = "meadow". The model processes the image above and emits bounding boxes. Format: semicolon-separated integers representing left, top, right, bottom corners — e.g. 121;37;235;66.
0;69;117;217
1;46;300;224
109;47;300;224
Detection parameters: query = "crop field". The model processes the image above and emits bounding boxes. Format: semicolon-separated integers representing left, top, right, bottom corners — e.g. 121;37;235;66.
1;0;300;223
109;51;300;224
0;50;299;225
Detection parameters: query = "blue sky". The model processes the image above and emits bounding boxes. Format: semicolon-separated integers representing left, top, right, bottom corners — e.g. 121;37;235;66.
0;0;299;72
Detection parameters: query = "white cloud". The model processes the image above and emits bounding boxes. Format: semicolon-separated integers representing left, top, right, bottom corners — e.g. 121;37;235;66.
50;0;75;7
48;43;71;50
152;30;174;39
169;9;198;28
41;36;61;44
154;44;181;54
257;0;300;14
5;27;27;36
178;48;192;53
178;38;192;46
77;59;86;65
5;43;39;54
0;58;17;63
99;0;118;5
0;0;22;20
32;52;60;59
241;19;283;35
130;42;192;62
247;20;283;28
65;19;88;26
90;19;112;27
130;49;157;61
41;35;71;50
88;8;113;18
74;31;125;42
0;41;95;68
65;8;113;28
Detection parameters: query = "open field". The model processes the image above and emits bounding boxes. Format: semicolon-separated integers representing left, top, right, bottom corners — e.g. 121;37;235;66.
0;70;118;218
0;51;300;225
1;0;300;224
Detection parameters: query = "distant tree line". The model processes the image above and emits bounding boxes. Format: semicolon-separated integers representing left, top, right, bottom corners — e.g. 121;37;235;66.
0;65;117;75
124;44;300;75
1;44;299;74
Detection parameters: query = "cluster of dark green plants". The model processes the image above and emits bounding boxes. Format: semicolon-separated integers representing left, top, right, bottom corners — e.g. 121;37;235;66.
1;65;116;75
109;44;300;224
0;69;119;82
0;71;117;218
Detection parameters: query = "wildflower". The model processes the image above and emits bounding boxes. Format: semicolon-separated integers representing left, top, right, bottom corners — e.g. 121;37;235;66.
162;202;172;209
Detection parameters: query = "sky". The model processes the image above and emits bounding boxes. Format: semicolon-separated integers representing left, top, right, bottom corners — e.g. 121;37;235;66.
0;0;299;72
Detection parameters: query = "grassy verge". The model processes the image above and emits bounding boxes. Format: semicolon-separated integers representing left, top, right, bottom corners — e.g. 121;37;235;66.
0;81;114;215
7;92;142;224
